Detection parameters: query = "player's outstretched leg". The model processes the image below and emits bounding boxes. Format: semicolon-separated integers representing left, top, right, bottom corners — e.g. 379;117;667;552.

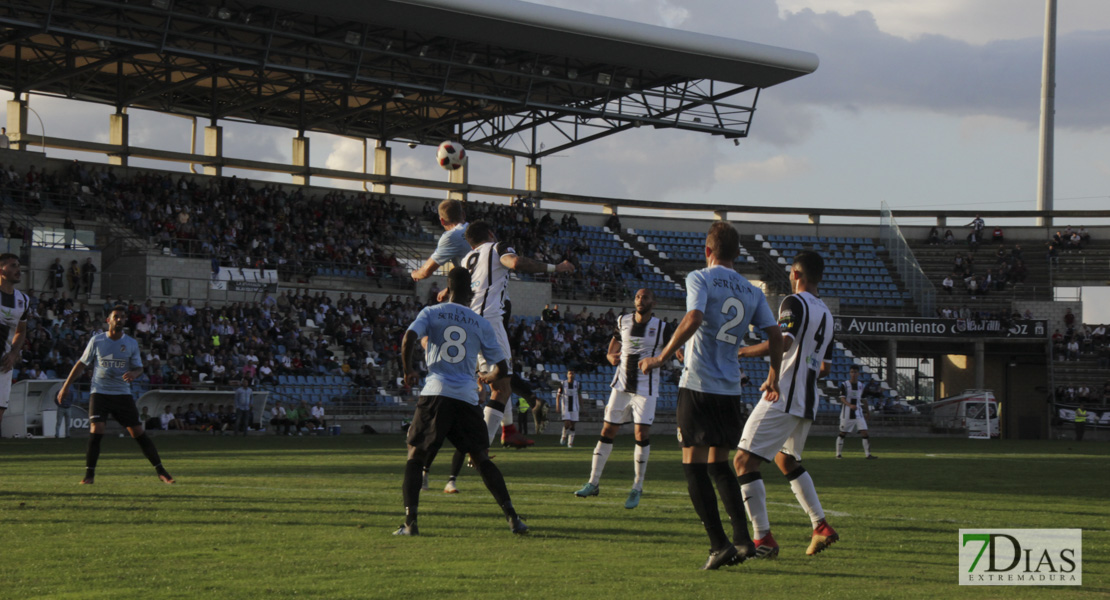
577;435;613;497
133;431;173;483
627;438;651;509
861;433;876;459
708;462;755;561
81;432;104;484
396;458;423;535
737;471;777;558
473;455;527;534
783;465;838;555
444;448;466;493
683;463;736;569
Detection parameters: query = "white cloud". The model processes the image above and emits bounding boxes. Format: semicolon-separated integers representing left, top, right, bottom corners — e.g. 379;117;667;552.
714;154;811;183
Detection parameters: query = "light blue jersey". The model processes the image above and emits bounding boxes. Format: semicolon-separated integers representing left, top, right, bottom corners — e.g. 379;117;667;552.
679;265;776;395
429;222;470;268
407;301;506;405
79;332;143;395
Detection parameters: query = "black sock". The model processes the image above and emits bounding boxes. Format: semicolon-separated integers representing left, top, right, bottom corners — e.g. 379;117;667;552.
708;461;752;545
449;448;466;479
682;463;730;551
133;433;165;471
423;444;440;474
85;433;104;473
402;459;423;526
476;459;516;519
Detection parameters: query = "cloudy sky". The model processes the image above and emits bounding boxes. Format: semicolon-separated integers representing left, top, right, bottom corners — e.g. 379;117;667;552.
5;0;1107;222
4;0;1110;316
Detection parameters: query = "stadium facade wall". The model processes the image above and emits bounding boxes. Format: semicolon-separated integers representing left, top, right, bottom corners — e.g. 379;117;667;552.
27;247;102;298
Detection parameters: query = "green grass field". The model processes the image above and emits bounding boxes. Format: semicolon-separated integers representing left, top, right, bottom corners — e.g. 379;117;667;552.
1;433;1106;599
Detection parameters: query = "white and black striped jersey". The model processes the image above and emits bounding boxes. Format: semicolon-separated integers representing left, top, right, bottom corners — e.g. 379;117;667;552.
768;291;834;420
0;289;29;354
838;380;866;421
559;379;580;413
463;241;514;321
610;314;672;398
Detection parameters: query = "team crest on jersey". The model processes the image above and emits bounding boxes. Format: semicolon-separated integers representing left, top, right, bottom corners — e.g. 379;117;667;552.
120;344;127;353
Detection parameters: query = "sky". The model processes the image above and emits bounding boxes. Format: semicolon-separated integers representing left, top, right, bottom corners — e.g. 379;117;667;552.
3;0;1109;318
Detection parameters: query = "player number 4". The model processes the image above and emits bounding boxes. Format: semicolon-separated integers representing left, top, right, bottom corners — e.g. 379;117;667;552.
715;297;746;344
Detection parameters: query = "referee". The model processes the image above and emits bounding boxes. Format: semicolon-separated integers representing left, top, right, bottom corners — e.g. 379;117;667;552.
57;305;174;485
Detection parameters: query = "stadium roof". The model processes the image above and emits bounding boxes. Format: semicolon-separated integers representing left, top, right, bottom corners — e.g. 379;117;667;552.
0;0;818;159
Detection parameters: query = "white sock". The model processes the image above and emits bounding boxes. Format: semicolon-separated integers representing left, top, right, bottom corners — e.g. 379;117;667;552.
741;477;770;539
501;407;513;426
568;431;575;446
789;471;826;528
836;436;844;456
560;427;567;443
483;407;504;444
862;438;871;456
632;443;650;491
589;440;613;485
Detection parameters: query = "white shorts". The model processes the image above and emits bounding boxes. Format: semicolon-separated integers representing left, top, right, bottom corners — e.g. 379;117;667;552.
0;369;11;409
561;397;579;422
738;399;812;462
839;416;868;434
477;319;513;375
604;389;656;426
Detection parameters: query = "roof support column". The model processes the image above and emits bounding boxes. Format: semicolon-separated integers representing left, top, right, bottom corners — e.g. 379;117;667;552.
292;135;310;186
974;340;985;389
887;339;898;389
713;210;728;220
5;99;27;150
448;161;468;202
109;112;129;166
525;163;541;194
373;142;391;195
204;125;223;177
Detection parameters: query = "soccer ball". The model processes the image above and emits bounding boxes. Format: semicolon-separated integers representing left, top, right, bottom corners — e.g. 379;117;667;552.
436;141;466;170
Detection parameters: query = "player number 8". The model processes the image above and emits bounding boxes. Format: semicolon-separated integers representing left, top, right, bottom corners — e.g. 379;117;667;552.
440;325;467;364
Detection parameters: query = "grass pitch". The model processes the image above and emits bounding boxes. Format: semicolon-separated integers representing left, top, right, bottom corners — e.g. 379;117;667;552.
1;433;1106;599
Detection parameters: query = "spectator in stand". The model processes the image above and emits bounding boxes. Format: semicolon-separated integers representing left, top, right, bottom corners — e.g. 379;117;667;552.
991;226;1004;243
270;400;292;435
81;258;96;295
1051;330;1065;358
1066;338;1080;362
160;405;181;430
968;214;985;236
942;274;954;295
48;257;65;294
926;227;939;245
311;401;326;430
66;260;81;297
1064;308;1076;331
234;379;254;434
943;229;955;244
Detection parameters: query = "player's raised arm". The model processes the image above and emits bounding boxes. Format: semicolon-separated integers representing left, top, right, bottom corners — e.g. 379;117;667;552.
478;359;510;384
640;309;701;374
500;252;574;275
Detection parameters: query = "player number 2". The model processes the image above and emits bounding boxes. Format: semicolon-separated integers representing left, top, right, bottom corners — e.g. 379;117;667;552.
716;297;746;344
440;325;467;364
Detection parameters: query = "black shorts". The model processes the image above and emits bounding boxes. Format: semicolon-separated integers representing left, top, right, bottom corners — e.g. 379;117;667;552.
407;395;489;455
88;393;142;428
676;388;744;448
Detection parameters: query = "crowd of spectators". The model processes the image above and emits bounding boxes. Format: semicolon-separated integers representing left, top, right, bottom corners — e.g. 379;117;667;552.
939;243;1029;299
1045;226;1090;265
1051;313;1109;364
